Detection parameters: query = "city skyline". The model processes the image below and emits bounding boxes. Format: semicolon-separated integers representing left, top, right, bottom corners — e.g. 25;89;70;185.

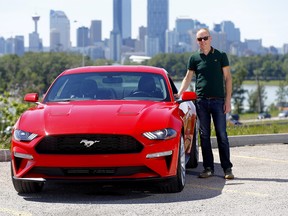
0;0;288;48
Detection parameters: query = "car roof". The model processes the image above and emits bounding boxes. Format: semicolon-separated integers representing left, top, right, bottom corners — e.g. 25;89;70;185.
60;65;168;76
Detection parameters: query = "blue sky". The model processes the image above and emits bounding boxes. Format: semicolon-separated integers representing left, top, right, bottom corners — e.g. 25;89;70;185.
0;0;287;48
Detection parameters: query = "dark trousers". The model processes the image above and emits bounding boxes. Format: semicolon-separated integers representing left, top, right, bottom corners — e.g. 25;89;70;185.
196;98;233;171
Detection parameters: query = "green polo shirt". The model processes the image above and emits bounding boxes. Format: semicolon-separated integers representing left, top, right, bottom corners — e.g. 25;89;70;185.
187;47;229;98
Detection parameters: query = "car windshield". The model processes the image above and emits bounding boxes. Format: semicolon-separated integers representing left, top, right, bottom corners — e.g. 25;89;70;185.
44;72;171;102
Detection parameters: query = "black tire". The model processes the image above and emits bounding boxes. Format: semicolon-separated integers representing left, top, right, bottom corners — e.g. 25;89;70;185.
11;163;44;193
159;135;186;193
186;125;199;169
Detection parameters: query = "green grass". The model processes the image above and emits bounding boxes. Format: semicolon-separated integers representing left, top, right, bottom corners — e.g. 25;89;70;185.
243;80;282;86
225;122;288;136
211;117;288;136
1;135;11;150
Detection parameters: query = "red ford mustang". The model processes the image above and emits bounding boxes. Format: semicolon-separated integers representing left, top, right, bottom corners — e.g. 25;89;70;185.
10;65;198;193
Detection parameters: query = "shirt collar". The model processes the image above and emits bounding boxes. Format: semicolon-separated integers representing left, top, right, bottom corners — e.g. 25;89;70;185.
199;46;214;54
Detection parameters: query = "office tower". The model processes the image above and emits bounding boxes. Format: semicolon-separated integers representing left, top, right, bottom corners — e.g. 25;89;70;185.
134;26;147;52
121;0;131;40
0;37;5;54
139;26;147;42
194;20;208;30
77;26;89;47
112;0;131;40
5;36;24;56
50;10;71;51
110;0;131;62
29;14;43;52
5;38;14;54
245;39;263;54
221;21;241;43
146;0;169;56
213;24;222;33
283;44;288;54
29;32;43;52
90;20;102;45
210;31;227;52
14;36;25;56
176;18;194;46
165;29;178;53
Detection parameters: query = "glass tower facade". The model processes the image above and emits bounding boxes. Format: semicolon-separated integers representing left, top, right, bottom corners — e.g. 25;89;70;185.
111;0;131;62
90;20;102;45
147;0;168;55
50;10;71;51
113;0;131;39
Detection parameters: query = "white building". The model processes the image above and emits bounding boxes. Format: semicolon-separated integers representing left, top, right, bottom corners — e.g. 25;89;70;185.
50;10;71;51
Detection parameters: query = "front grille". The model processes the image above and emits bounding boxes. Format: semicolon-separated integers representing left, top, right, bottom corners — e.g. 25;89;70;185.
30;166;153;177
35;134;143;154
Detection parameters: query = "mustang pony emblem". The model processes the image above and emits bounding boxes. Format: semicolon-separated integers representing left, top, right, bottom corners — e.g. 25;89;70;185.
80;139;100;147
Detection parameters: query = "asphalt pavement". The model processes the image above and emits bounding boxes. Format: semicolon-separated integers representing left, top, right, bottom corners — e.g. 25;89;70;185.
1;143;287;215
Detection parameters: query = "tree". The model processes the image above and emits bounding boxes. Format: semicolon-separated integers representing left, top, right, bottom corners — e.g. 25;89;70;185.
231;61;248;114
253;69;267;113
276;81;288;107
247;84;267;113
0;92;31;148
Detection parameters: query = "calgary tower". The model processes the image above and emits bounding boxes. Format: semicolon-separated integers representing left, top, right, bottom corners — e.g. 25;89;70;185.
32;14;40;33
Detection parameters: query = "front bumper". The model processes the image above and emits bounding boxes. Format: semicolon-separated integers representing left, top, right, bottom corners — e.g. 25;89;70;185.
11;138;179;181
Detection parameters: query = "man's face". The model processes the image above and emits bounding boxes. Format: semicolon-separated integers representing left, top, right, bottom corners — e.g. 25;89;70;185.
196;30;211;50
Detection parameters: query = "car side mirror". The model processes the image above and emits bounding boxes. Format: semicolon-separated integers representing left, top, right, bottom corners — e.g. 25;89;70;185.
24;93;39;103
176;91;197;103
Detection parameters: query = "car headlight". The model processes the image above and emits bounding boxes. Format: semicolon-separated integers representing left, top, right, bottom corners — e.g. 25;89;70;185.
143;128;177;140
13;129;38;142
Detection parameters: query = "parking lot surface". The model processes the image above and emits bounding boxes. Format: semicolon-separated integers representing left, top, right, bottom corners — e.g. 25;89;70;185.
0;143;287;216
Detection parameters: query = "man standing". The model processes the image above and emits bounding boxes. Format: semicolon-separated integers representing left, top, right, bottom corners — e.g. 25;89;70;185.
177;28;234;179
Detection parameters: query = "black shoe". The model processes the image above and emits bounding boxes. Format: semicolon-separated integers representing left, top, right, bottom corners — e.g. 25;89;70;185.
199;167;214;178
224;168;234;179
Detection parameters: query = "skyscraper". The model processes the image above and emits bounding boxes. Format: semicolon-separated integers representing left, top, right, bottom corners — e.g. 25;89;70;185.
146;0;169;56
121;0;131;40
0;37;5;54
14;36;25;56
112;0;131;40
77;27;89;47
110;0;131;62
221;21;240;43
175;18;195;47
90;20;102;45
50;10;71;51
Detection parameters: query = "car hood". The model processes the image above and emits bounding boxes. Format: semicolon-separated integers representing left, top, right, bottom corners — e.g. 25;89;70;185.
17;101;178;135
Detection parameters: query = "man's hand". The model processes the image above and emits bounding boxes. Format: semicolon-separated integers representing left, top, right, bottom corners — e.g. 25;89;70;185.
174;93;180;99
224;100;231;114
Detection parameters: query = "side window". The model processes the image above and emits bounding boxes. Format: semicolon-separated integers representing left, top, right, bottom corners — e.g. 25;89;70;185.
168;76;178;94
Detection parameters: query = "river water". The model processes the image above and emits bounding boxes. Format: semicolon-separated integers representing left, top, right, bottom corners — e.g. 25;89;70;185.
175;82;278;109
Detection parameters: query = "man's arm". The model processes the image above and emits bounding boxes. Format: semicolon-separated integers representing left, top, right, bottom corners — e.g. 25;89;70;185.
223;66;232;114
176;69;194;97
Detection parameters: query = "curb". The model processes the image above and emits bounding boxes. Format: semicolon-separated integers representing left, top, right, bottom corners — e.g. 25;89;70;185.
1;133;288;162
0;149;11;162
212;133;288;148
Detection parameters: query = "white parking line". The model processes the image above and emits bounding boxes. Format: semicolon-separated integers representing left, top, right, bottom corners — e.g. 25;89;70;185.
189;184;269;197
213;151;288;164
232;155;288;164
